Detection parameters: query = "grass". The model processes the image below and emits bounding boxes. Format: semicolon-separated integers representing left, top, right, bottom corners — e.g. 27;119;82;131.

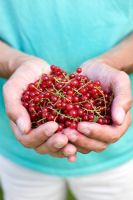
0;188;3;200
0;187;75;200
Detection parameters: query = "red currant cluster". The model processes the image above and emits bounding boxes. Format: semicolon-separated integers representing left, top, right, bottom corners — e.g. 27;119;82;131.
21;65;113;131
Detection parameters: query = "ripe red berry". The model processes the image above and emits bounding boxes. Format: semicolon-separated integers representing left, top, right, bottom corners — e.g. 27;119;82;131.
67;90;74;96
61;102;67;109
72;95;79;103
69;109;78;118
82;115;89;121
22;65;113;129
87;83;94;91
97;118;104;124
70;80;78;87
76;68;82;73
94;80;101;87
69;73;75;79
34;96;40;103
28;83;36;91
50;95;58;103
65;120;72;127
79;88;87;95
57;123;64;131
77;109;84;117
74;104;80;109
70;121;78;129
84;103;92;110
66;103;74;111
88;113;94;121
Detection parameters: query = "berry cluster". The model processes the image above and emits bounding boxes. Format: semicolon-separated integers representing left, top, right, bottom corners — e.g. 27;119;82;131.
21;65;113;131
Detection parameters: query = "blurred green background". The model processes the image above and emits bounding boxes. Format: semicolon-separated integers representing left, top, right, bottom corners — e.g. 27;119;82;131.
0;188;2;200
0;187;75;200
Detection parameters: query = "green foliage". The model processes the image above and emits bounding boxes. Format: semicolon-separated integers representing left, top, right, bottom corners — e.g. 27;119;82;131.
0;188;3;200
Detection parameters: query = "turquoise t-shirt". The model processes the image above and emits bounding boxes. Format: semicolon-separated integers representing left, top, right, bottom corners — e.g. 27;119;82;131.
0;0;133;177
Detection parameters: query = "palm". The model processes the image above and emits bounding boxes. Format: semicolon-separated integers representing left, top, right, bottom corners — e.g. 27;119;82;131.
10;59;50;93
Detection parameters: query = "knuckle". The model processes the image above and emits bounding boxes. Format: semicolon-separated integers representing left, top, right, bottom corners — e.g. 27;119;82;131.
79;149;91;154
127;113;132;127
21;139;33;148
81;140;90;149
89;131;95;138
95;144;107;152
37;133;46;143
123;97;132;111
127;98;132;109
110;133;120;143
35;148;45;155
82;149;91;154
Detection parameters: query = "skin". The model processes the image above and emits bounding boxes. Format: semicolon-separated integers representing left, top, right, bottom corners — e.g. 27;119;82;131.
64;61;132;154
2;58;77;161
0;33;133;161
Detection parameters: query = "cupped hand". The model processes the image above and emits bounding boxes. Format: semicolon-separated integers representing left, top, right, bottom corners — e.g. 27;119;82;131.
64;60;132;153
3;58;77;161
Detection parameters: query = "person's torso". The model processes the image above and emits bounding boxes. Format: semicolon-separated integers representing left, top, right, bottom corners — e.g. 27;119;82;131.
0;0;133;176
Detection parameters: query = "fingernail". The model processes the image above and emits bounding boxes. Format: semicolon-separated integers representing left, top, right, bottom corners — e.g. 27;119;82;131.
44;123;58;136
64;129;78;142
115;107;125;125
80;127;91;136
44;126;55;137
68;133;78;142
54;143;64;149
68;156;76;162
77;123;91;136
16;118;26;133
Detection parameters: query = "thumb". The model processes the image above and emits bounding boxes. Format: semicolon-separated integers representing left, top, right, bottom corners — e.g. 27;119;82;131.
3;82;31;133
16;108;31;133
111;72;132;125
111;101;126;125
7;104;31;134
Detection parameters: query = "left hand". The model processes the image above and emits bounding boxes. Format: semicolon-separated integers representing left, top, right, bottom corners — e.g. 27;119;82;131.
64;59;132;153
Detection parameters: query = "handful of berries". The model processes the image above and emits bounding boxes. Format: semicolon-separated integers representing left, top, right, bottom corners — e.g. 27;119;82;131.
21;65;113;131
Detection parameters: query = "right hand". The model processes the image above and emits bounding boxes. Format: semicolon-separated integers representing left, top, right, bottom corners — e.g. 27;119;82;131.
3;57;77;161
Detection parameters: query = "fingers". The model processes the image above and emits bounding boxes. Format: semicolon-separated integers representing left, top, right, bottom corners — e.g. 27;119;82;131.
62;143;77;157
111;71;132;125
63;128;78;142
77;147;91;154
11;121;58;148
3;80;31;133
35;133;77;162
77;111;131;143
49;143;77;162
64;128;107;152
11;121;77;161
68;155;77;162
35;133;68;154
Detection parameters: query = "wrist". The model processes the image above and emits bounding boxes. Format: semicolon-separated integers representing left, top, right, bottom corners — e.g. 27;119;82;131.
81;56;117;72
8;51;36;76
0;41;47;78
83;55;129;73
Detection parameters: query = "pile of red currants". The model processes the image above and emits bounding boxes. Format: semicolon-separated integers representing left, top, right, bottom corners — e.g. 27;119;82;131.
21;65;113;131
